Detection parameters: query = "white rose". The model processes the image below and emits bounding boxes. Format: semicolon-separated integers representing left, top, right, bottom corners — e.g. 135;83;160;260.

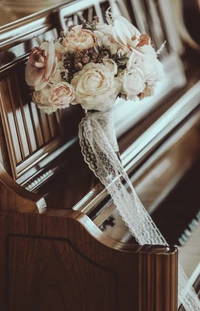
136;44;157;60
119;67;145;100
33;82;75;113
136;56;164;87
33;87;54;113
103;58;118;75
71;60;120;111
33;86;50;105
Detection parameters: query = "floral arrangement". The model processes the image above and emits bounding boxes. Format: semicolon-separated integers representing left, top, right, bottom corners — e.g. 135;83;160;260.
25;10;164;114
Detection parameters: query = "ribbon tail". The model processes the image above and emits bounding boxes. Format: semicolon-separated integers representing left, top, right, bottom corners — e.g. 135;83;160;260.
78;110;200;311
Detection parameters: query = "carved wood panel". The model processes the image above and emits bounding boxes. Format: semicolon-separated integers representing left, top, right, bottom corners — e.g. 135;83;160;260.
7;236;117;311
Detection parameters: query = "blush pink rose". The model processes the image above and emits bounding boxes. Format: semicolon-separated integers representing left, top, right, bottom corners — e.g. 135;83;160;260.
33;82;75;114
25;41;57;91
49;82;75;107
62;25;97;52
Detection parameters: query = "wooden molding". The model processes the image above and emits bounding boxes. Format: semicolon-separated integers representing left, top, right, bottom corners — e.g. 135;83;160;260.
0;162;46;213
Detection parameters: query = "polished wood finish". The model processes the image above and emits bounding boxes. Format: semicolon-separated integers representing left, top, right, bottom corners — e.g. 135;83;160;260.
0;208;178;311
0;1;200;310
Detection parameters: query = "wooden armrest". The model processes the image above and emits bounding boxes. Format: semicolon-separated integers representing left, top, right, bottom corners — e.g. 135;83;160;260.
0;163;46;213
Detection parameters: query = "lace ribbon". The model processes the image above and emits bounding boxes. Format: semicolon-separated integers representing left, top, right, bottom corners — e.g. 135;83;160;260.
78;110;200;311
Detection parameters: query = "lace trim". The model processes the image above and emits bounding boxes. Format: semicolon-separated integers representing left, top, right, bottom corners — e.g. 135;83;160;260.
78;110;200;311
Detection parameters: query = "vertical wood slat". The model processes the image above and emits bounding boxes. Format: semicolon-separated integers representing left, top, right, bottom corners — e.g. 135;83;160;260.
158;0;183;53
38;109;51;144
145;0;165;50
130;0;147;33
16;73;37;153
55;110;64;135
47;113;58;139
112;0;132;21
19;103;37;153
29;102;44;148
7;76;30;159
131;0;170;55
140;0;160;50
0;80;22;167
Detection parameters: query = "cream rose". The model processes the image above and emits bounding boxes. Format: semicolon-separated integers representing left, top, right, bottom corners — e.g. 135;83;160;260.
71;60;120;111
33;82;75;113
49;82;75;107
62;25;97;52
136;44;157;60
119;67;145;100
25;41;57;91
32;87;54;113
136;56;164;87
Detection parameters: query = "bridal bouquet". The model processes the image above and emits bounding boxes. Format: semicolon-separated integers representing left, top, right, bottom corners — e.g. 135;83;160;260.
25;11;164;114
25;10;200;311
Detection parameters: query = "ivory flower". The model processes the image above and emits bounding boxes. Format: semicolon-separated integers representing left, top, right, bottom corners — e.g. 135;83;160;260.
62;25;97;52
25;41;57;91
49;82;75;106
136;57;164;87
71;60;120;111
110;15;154;58
119;67;145;100
33;82;75;113
111;16;141;49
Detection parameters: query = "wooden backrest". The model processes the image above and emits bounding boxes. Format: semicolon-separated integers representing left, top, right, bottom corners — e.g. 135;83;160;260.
0;4;84;185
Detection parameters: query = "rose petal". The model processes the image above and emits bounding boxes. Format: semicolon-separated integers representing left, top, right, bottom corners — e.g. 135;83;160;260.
43;41;55;80
25;61;45;87
114;16;141;38
113;20;132;46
